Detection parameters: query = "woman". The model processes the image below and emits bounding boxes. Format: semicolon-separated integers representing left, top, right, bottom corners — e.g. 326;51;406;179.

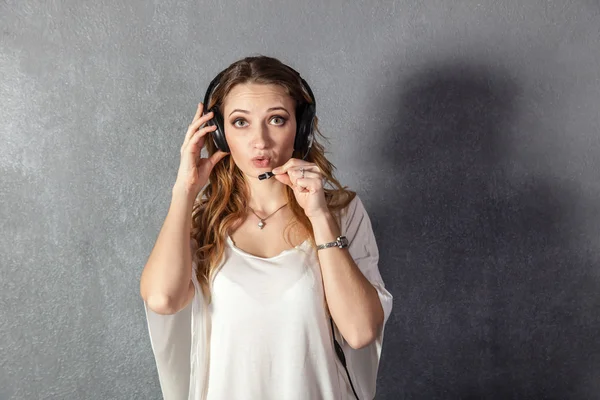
140;55;393;400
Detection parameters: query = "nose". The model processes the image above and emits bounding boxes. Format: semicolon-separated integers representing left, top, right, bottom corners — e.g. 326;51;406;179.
250;121;271;149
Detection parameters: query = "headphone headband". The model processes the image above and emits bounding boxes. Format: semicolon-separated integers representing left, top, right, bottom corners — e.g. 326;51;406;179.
203;70;226;112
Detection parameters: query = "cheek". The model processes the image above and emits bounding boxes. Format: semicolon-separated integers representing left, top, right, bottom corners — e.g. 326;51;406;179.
280;132;296;149
223;131;245;164
278;125;297;148
223;126;243;147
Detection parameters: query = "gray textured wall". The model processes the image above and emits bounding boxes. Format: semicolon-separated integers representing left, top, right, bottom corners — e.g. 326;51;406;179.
2;1;600;399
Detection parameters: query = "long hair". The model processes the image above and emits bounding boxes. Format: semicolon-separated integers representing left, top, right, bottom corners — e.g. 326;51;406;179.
190;55;356;302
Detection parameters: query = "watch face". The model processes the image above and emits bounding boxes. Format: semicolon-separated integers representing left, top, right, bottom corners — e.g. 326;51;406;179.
339;236;349;247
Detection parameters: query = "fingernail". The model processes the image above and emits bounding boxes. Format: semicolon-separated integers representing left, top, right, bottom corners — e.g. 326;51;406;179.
272;167;281;173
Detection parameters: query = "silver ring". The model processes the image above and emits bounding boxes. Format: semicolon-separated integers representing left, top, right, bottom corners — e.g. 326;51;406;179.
300;167;305;179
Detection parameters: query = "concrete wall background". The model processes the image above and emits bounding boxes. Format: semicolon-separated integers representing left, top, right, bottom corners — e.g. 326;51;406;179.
2;1;599;398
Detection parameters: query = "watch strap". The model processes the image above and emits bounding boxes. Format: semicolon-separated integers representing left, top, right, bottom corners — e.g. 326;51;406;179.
316;235;348;250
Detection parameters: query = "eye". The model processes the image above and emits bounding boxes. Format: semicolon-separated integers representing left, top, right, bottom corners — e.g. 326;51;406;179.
232;118;248;128
270;115;287;125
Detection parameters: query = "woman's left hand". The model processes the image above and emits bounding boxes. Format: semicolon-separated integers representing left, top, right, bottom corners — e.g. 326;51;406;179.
272;159;329;219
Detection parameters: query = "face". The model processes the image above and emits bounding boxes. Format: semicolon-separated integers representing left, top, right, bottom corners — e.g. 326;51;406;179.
222;82;297;177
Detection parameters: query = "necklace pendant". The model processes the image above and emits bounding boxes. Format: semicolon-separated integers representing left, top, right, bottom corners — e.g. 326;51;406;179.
258;220;265;229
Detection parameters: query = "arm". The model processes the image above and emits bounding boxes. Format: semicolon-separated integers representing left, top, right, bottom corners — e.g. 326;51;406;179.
140;183;197;315
310;197;387;349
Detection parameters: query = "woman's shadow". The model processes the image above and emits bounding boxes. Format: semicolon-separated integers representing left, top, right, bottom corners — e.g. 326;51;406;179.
370;61;600;399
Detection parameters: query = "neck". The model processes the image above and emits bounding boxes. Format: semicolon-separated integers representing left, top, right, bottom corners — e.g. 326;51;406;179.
244;172;288;213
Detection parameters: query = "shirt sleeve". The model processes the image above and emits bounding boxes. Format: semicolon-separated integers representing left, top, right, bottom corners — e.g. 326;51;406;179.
142;239;204;400
334;194;394;399
341;195;393;326
143;297;192;400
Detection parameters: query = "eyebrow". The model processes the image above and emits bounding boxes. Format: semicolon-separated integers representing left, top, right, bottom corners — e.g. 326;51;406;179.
228;107;290;117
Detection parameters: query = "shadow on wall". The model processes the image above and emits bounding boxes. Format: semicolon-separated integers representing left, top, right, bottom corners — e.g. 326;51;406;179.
370;61;600;399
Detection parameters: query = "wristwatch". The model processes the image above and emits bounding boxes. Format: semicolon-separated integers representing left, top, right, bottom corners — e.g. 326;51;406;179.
316;235;349;251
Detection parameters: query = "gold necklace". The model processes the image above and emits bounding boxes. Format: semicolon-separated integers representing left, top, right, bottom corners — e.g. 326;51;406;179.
248;203;288;229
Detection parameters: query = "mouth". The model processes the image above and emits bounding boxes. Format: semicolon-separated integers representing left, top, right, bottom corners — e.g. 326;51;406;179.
251;156;271;168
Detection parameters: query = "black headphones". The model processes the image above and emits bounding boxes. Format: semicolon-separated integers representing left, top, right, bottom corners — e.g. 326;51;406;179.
202;67;316;160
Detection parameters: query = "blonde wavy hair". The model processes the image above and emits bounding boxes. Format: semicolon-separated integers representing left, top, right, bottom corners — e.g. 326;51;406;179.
191;55;356;302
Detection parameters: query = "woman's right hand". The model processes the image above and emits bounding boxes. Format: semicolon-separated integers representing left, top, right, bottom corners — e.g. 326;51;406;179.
175;102;229;196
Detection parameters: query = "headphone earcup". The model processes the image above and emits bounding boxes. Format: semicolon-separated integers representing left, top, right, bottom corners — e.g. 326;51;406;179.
294;104;315;159
207;108;229;153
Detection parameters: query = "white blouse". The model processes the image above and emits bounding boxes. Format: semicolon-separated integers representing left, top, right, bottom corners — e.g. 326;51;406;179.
143;195;393;400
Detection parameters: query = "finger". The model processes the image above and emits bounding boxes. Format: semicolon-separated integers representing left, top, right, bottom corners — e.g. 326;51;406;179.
183;114;215;147
289;168;320;177
183;124;218;152
289;168;321;185
303;164;321;173
273;173;293;187
186;110;214;137
294;177;323;193
208;150;229;165
191;102;204;123
273;159;316;174
288;168;319;182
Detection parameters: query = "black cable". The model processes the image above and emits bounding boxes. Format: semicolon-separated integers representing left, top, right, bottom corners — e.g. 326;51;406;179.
330;317;359;399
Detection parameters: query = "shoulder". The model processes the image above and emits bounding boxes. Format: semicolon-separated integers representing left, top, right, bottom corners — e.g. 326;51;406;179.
338;193;379;264
339;193;369;230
